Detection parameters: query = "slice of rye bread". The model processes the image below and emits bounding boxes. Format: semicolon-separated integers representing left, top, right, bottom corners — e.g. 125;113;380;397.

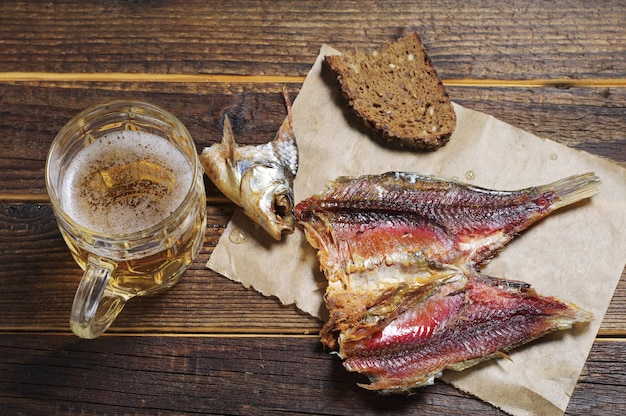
324;33;456;150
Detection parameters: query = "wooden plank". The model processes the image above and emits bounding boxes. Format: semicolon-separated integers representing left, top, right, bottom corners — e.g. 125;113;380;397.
0;334;623;415
604;272;626;334
569;339;626;414
0;202;624;336
0;84;624;197
446;86;626;166
0;0;624;80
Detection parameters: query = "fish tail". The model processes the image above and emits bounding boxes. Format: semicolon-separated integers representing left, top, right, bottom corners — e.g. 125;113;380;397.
549;300;593;329
282;85;293;123
542;172;600;210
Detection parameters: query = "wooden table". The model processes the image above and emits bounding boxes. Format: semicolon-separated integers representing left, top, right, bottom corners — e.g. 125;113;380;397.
1;1;624;414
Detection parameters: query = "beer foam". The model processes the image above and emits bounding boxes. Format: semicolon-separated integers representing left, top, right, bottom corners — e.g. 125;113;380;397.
61;130;194;235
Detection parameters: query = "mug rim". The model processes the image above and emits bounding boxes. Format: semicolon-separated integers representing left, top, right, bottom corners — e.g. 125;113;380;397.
45;99;203;243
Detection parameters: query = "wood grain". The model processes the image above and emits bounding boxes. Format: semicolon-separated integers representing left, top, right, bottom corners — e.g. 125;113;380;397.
0;0;624;80
0;334;623;415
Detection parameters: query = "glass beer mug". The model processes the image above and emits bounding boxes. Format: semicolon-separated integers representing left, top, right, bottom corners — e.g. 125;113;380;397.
45;100;207;339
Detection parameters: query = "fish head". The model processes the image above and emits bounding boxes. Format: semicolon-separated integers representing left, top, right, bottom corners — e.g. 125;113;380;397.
237;161;296;240
201;144;296;241
201;89;298;241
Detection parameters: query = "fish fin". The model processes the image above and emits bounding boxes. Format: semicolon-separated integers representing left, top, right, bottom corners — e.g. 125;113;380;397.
221;115;237;168
493;349;513;361
543;172;600;210
474;273;533;293
274;87;294;145
282;85;293;129
272;87;299;177
445;350;512;372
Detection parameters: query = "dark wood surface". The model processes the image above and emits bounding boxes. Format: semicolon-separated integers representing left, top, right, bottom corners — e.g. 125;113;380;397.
1;1;624;415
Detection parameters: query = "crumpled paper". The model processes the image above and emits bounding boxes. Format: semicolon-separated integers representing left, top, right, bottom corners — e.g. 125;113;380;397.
207;45;626;416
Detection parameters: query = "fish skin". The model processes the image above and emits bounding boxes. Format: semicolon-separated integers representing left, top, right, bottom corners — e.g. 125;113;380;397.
201;89;298;240
295;171;598;392
341;271;591;392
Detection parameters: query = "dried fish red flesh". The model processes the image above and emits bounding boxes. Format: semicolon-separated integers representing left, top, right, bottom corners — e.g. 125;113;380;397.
295;171;597;392
341;272;590;391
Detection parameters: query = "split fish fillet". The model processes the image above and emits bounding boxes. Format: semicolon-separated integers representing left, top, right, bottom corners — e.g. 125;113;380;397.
295;171;598;392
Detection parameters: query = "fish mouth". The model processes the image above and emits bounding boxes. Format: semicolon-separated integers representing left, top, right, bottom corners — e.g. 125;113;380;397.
273;193;292;223
268;191;295;234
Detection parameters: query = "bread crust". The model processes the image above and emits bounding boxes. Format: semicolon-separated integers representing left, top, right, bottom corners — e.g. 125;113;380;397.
324;33;456;150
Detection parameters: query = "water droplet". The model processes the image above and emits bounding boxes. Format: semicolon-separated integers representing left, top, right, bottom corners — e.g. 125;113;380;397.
465;170;475;181
229;228;246;244
550;153;558;161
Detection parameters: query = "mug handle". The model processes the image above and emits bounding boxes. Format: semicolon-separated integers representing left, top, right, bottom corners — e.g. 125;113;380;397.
70;256;126;339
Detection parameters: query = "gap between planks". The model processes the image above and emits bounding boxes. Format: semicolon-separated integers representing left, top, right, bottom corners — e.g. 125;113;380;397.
2;72;626;87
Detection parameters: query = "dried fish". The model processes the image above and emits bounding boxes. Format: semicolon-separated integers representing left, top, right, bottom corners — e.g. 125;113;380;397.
295;171;598;392
341;271;591;391
201;89;298;240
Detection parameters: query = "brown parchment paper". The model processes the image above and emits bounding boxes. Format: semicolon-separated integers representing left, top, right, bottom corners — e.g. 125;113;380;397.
207;45;626;416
